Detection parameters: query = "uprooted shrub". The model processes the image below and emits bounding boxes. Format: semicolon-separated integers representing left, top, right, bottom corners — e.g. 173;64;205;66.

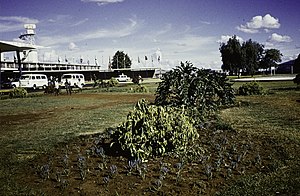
110;99;199;162
293;74;300;85
155;61;235;122
9;87;28;98
238;82;264;95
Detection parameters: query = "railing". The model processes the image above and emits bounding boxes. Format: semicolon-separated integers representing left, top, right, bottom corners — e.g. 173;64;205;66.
0;61;102;71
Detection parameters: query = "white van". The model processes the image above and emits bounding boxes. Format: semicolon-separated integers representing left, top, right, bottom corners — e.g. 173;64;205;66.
61;73;85;87
19;74;48;89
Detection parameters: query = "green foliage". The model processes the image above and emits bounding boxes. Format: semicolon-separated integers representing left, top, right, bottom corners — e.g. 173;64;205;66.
132;85;148;93
220;36;282;76
112;50;132;69
9;87;28;98
260;49;282;70
220;35;243;76
107;78;119;87
293;74;300;85
238;82;264;95
155;62;235;120
111;99;198;162
241;39;264;76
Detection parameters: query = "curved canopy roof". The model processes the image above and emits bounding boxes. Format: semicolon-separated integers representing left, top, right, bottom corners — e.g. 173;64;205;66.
0;40;36;52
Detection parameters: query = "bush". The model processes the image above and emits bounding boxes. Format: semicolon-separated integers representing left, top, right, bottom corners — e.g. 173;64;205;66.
293;74;300;85
98;78;119;88
155;61;235;120
107;78;119;87
133;85;148;93
238;82;264;95
110;99;198;162
9;87;28;98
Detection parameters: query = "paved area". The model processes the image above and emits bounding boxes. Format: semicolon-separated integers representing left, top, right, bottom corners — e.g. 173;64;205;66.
231;76;296;82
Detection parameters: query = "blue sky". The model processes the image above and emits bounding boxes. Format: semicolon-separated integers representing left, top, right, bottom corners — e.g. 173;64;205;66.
1;0;300;69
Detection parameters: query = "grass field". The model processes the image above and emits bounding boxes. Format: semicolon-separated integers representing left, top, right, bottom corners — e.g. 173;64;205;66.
0;79;299;195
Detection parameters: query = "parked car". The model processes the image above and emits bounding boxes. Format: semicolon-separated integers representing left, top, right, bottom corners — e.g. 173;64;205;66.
1;78;20;89
115;73;130;82
19;74;48;89
61;73;85;87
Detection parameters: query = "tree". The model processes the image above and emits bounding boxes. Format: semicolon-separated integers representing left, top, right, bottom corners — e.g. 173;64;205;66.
260;49;282;74
111;51;131;69
241;39;264;76
220;35;243;77
293;54;300;73
155;61;235;121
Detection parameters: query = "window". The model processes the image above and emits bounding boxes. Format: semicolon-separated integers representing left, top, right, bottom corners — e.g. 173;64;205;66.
32;76;36;80
21;75;30;80
36;76;41;79
62;75;72;79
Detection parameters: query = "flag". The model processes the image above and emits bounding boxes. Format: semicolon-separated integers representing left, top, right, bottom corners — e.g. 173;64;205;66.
158;56;160;62
138;56;140;63
145;56;148;61
95;56;98;65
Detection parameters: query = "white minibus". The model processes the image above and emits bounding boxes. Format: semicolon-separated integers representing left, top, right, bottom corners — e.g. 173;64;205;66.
19;74;48;89
61;73;85;87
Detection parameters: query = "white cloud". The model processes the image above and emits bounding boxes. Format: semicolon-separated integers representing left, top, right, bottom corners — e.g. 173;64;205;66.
200;20;211;25
237;14;280;33
47;15;72;24
71;18;89;27
267;33;292;43
38;17;138;47
0;16;39;24
218;35;244;44
68;42;79;50
38;49;59;62
81;0;124;6
0;16;39;33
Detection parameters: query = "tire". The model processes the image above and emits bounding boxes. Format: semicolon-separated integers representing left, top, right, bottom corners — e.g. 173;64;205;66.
12;84;16;88
33;84;37;90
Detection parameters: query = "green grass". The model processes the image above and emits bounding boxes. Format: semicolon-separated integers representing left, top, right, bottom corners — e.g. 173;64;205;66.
231;80;298;93
220;90;300;195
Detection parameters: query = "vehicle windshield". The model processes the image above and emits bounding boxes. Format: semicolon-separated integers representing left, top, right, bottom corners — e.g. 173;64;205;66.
62;75;72;79
12;78;19;82
20;75;30;80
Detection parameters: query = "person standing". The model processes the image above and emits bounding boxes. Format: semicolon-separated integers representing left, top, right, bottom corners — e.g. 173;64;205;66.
65;79;71;95
92;74;97;87
54;78;60;96
77;79;83;92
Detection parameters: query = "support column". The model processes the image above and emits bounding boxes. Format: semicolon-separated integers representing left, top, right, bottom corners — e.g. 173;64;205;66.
16;50;22;77
0;50;2;90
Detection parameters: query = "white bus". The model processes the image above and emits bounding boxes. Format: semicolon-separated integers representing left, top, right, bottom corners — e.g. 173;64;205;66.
61;73;85;87
19;74;48;89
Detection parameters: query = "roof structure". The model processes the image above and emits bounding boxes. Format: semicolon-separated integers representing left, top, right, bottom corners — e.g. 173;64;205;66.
0;40;36;52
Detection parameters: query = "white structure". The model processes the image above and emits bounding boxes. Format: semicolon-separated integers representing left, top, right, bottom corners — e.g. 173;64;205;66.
18;24;38;63
19;24;36;45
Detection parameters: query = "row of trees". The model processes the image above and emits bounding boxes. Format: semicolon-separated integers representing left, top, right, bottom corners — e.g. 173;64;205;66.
220;35;282;76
